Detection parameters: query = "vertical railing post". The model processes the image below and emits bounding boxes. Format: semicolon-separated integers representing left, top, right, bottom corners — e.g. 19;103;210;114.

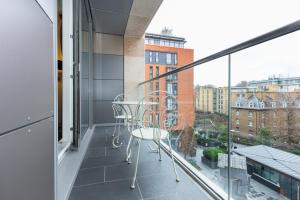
227;54;232;199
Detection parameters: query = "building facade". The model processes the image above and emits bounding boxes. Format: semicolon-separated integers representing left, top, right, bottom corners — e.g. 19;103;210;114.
145;33;194;129
248;76;300;92
195;85;228;114
231;91;300;145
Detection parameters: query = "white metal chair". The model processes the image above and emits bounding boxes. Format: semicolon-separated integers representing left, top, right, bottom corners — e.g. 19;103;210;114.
112;94;132;148
129;92;180;189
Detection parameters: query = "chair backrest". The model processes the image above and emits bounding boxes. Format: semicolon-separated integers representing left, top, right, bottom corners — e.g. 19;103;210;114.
134;90;180;140
112;94;127;118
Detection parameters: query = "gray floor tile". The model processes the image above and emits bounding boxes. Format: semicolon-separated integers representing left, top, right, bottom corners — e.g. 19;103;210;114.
84;147;106;158
80;155;127;169
74;167;105;187
69;179;142;200
137;173;202;199
69;126;211;200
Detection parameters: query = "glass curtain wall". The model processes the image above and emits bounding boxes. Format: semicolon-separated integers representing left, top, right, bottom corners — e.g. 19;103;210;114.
138;28;300;200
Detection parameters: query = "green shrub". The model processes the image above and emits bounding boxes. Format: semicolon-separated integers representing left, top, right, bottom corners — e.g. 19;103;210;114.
292;148;300;155
203;147;224;162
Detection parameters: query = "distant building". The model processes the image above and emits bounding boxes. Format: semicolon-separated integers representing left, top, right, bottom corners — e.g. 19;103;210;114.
145;33;194;128
234;145;300;200
248;76;300;92
195;86;228;114
231;92;300;144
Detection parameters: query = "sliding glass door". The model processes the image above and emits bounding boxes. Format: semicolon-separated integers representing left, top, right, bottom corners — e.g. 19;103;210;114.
73;0;93;148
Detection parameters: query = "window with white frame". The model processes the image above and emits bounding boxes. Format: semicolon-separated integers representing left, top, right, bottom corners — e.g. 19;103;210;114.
166;53;172;64
155;52;159;63
149;51;152;63
248;121;253;127
248;111;253;119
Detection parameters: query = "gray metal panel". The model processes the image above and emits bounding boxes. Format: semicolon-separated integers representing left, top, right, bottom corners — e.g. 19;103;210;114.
0;118;54;200
94;80;123;101
0;0;54;135
94;54;124;79
93;101;115;123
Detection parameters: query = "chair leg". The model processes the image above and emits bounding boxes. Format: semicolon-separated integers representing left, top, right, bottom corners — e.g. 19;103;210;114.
158;139;162;161
125;134;133;163
112;119;120;149
112;118;118;137
117;120;121;144
131;139;141;189
167;137;180;182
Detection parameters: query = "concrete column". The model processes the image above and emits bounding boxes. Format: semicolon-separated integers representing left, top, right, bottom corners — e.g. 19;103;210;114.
124;35;145;100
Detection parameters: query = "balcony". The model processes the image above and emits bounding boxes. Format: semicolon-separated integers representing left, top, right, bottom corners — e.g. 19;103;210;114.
2;1;300;200
69;126;212;200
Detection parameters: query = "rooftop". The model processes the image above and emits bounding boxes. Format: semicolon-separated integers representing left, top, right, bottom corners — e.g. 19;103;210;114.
145;33;186;43
234;145;300;180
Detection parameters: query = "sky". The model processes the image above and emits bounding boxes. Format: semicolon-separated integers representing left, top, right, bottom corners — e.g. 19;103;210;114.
146;0;300;87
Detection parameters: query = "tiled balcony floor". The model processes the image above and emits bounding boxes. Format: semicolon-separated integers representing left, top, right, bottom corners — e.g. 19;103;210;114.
69;126;212;200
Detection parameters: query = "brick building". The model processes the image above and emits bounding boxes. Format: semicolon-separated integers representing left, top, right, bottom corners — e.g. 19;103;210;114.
145;33;194;129
231;91;300;145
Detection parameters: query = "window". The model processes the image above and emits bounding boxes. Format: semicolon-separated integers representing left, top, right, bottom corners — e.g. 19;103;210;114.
249;102;254;108
248;111;253;119
273;111;277;118
149;51;152;63
166;97;177;111
155;113;159;124
236;119;240;125
155;52;159;63
236;110;240;116
174;53;177;65
155;66;159;77
170;41;175;47
271;102;276;108
155;82;159;94
166;67;177;80
167;83;173;95
165;40;170;46
282;101;287;108
149;66;153;79
166;53;172;64
149;83;153;92
248;121;253;127
173;83;178;95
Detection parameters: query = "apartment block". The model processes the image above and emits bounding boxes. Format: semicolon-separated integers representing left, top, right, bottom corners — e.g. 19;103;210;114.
145;33;195;128
195;85;228;114
231;91;300;144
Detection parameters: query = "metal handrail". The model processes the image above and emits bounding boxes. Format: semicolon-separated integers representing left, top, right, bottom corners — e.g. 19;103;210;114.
139;20;300;85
